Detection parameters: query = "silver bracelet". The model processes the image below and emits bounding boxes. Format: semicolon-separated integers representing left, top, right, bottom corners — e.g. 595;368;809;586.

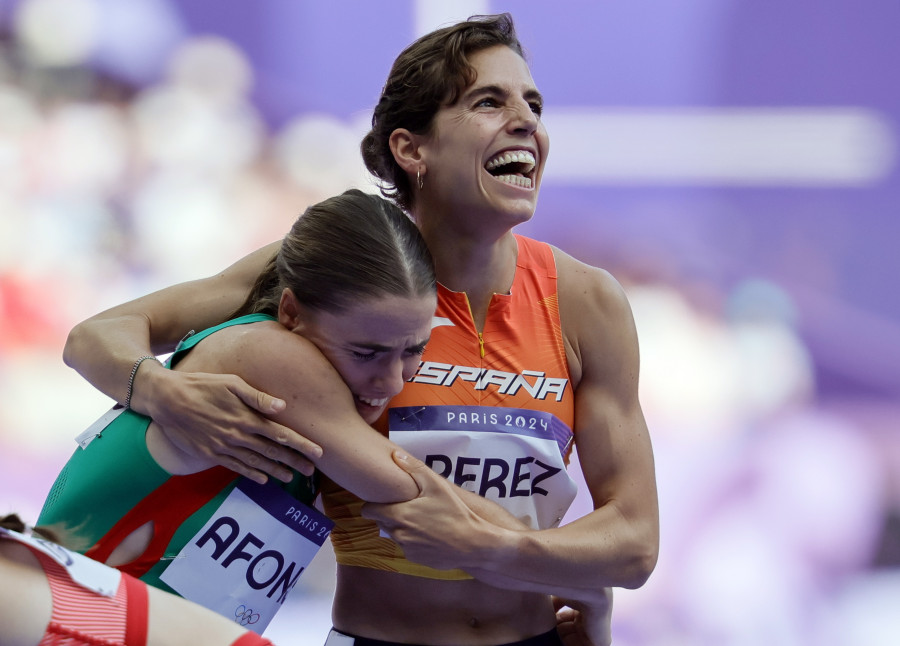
124;355;160;410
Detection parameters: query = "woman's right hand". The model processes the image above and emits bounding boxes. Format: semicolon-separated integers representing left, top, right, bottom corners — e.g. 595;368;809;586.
138;367;322;484
553;591;613;646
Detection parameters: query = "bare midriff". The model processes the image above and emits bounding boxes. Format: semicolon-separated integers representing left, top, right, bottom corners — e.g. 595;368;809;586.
332;565;556;645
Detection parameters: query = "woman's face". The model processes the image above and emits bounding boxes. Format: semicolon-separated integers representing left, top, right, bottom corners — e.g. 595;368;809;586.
286;292;436;424
416;45;549;231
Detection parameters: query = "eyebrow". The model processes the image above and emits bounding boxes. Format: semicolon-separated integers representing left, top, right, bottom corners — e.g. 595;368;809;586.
466;84;544;106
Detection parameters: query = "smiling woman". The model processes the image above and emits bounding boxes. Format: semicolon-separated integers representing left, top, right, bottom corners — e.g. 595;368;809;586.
59;13;657;646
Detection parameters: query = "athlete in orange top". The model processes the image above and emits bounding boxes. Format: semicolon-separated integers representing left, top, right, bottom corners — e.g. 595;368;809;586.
61;14;658;646
323;235;578;579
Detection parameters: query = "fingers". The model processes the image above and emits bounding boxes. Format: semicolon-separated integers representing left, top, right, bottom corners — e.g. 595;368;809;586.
157;373;323;481
390;450;433;496
218;454;270;485
230;382;323;461
253;422;321;476
270;423;323;460
233;381;286;415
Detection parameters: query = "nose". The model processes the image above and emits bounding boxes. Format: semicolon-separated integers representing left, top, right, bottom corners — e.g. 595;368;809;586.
508;99;538;135
376;356;409;399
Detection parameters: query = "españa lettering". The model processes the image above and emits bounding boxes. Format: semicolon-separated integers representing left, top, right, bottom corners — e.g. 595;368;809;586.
410;363;568;402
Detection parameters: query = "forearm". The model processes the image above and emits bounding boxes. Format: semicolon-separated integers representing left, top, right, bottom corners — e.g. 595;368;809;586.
63;242;279;413
364;453;657;599
454;487;527;531
460;503;657;598
65;303;219;422
64;312;159;409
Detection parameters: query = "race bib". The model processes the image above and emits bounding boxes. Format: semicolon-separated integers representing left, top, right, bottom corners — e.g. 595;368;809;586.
75;406;126;449
0;527;121;596
160;478;333;633
389;405;577;529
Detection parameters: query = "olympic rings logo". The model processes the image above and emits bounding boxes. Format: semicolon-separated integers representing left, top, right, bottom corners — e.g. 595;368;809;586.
234;604;261;626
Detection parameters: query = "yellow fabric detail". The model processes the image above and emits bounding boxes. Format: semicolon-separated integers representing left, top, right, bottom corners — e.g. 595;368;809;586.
321;477;472;580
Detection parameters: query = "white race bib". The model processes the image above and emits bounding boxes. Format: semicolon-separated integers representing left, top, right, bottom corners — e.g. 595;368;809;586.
160;478;332;633
389;405;577;529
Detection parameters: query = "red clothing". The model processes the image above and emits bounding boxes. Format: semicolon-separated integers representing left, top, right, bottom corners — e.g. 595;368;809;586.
36;549;147;646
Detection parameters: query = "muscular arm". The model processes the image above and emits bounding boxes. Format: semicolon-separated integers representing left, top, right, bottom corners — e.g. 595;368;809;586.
364;251;659;603
64;243;279;399
63;242;324;483
485;256;658;589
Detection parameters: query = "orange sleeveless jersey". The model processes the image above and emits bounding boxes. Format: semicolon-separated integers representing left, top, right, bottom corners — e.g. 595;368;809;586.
320;235;575;579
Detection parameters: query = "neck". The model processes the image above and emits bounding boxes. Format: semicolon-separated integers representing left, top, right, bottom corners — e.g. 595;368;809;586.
420;225;518;330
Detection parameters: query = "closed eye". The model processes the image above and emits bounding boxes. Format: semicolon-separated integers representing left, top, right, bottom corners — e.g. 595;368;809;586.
407;339;429;357
351;350;378;362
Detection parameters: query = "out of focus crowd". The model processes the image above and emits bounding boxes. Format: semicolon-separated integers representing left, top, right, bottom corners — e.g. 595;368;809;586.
0;1;897;645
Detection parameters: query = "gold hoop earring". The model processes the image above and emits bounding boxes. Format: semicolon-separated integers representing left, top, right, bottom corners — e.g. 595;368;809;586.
417;168;424;190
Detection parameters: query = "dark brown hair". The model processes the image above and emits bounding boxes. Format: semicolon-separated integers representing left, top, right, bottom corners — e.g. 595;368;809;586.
233;189;435;317
361;13;525;211
1;514;59;542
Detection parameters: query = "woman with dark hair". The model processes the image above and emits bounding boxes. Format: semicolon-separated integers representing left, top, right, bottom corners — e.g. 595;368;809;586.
38;189;440;632
1;514;277;646
62;14;658;646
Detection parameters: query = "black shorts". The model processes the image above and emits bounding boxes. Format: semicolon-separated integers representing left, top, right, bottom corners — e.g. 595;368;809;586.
324;627;563;646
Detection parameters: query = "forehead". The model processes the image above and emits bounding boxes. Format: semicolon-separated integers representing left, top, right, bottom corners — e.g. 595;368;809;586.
316;293;436;341
465;45;538;93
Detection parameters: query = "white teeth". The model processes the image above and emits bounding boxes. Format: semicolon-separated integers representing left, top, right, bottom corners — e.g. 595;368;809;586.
493;174;533;188
485;150;536;174
358;395;388;407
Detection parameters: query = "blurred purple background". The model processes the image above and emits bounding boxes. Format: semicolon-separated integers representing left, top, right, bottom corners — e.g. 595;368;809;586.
1;1;898;644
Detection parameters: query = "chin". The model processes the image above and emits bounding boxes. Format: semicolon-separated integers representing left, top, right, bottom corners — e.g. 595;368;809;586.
356;405;383;425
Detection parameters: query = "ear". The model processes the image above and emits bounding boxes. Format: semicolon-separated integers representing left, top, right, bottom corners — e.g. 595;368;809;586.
278;288;305;330
389;128;424;175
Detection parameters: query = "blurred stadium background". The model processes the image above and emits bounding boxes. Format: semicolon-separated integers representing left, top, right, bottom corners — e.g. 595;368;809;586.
1;1;898;644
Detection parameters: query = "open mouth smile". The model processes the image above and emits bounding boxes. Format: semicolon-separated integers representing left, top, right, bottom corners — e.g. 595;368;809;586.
485;149;536;188
356;395;389;408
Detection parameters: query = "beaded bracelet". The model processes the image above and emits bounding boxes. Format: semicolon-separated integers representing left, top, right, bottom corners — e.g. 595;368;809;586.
124;355;160;410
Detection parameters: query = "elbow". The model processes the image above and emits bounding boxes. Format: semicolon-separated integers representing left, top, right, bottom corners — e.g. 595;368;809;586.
617;528;659;589
62;321;87;368
618;545;658;589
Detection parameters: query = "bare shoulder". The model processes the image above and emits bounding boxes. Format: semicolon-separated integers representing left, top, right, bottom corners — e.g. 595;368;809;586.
549;246;639;385
551;245;630;310
174;319;337;392
219;320;336;385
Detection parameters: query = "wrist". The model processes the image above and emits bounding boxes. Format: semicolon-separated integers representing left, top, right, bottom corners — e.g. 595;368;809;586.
463;521;522;571
126;355;164;415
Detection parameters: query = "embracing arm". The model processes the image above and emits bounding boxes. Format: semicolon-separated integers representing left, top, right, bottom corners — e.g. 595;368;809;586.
363;254;659;603
63;242;279;402
227;325;420;503
63;242;323;483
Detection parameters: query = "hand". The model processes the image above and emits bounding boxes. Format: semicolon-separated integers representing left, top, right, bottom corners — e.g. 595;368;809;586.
553;590;613;646
144;369;322;483
361;451;495;570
